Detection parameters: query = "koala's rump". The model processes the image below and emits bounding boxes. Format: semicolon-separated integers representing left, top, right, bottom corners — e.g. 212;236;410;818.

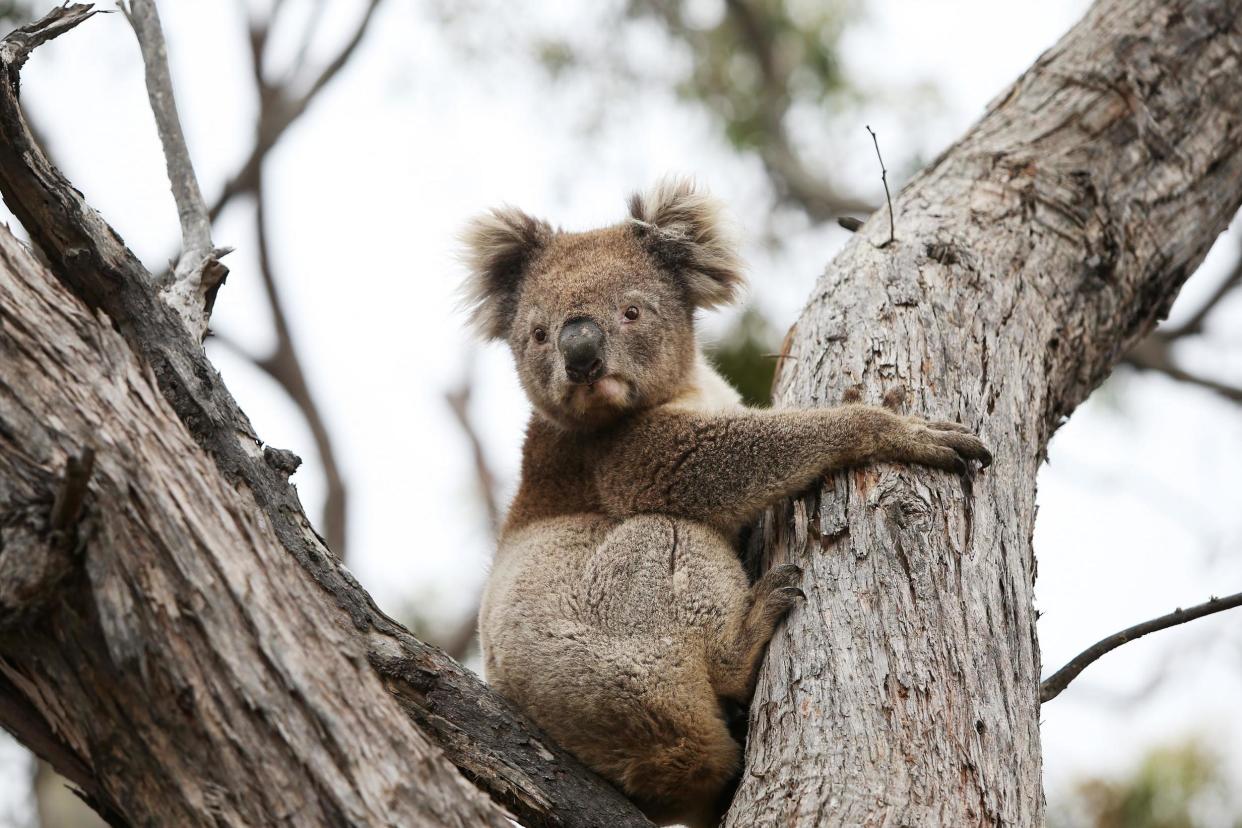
479;513;744;812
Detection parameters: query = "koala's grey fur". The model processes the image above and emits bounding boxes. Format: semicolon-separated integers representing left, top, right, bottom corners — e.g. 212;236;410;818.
464;178;991;827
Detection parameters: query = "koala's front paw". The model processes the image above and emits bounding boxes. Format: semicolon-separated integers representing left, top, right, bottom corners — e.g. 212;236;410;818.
891;416;992;473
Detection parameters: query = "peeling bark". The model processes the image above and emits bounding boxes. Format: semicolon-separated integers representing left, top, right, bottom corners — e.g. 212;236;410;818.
728;0;1242;825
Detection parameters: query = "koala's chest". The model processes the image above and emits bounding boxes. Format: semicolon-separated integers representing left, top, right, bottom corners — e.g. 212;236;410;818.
504;428;605;532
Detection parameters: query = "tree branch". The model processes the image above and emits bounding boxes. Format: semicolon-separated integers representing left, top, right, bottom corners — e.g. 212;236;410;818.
1040;590;1242;703
722;0;876;220
444;367;502;537
630;0;874;221
439;361;500;661
1125;337;1242;405
194;0;389;558
211;0;383;223
251;170;348;554
118;0;229;340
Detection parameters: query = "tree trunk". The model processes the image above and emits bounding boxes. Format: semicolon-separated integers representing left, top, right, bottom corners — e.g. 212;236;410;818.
0;230;512;826
726;1;1242;825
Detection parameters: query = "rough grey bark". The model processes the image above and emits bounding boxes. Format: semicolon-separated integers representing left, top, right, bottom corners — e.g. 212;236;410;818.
0;229;508;827
725;1;1242;826
0;6;651;827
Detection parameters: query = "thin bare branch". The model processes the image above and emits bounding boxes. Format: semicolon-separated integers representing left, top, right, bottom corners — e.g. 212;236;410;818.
439;362;502;660
209;0;383;223
286;0;328;82
1125;337;1242;405
445;371;502;536
865;125;895;246
119;0;208;254
251;175;348;555
297;0;381;108
1159;242;1242;339
189;0;387;557
1040;590;1242;703
119;0;229;339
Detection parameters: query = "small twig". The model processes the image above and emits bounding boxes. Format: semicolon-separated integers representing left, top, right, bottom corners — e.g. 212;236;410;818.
865;125;895;247
119;0;229;339
1040;589;1242;703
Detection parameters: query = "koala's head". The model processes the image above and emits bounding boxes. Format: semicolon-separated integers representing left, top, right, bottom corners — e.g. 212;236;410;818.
461;178;744;430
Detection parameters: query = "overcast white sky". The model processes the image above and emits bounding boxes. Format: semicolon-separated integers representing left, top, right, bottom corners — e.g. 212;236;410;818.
1;0;1240;821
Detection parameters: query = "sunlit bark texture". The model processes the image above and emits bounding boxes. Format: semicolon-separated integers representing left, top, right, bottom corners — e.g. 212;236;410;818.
728;1;1242;825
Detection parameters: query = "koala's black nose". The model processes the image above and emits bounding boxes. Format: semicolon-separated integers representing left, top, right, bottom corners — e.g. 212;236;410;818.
559;317;605;384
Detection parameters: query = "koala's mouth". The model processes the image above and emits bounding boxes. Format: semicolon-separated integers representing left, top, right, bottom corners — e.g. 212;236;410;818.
566;375;631;411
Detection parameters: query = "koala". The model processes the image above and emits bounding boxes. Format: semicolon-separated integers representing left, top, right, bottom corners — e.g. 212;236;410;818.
466;179;990;828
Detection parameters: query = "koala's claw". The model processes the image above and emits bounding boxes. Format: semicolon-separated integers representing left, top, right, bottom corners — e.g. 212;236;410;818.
776;586;807;602
933;430;993;468
900;417;992;472
758;563;804;590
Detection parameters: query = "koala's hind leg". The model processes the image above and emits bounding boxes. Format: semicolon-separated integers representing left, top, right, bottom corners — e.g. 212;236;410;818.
709;563;805;702
617;667;741;828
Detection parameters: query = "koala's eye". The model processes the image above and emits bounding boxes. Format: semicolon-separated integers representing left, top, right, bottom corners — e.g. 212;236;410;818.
533;326;547;343
623;306;640;321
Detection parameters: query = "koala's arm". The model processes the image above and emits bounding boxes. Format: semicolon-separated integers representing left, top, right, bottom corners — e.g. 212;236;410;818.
594;405;990;529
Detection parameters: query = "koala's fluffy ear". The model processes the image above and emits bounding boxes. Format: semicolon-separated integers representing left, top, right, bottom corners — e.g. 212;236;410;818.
627;177;745;309
460;207;553;339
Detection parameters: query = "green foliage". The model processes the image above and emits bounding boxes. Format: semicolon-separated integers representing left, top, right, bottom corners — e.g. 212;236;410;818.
1049;739;1242;828
626;0;857;152
707;307;779;407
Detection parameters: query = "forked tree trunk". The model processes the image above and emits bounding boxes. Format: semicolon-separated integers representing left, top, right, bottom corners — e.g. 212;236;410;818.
726;0;1242;825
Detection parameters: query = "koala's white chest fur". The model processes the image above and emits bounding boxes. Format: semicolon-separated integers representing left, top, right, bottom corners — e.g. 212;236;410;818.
664;350;742;414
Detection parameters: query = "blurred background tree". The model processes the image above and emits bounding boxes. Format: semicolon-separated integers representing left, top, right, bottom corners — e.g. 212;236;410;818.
1050;739;1242;828
0;0;1239;825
